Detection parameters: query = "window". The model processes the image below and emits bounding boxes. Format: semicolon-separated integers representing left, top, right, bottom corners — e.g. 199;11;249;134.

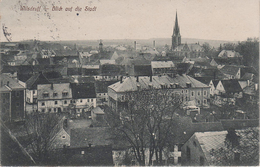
186;90;188;94
62;92;68;96
54;108;57;112
204;99;207;104
204;91;207;96
16;102;20;107
43;92;49;98
91;99;93;102
186;96;188;101
53;92;58;97
80;99;82;103
122;96;125;101
42;109;45;113
48;108;52;112
99;94;101;96
42;102;45;106
33;90;35;94
55;101;58;105
64;100;67;104
62;135;66;139
198;91;200;96
182;90;184;94
198;100;200;104
191;91;194;96
87;99;89;102
193;141;197;147
16;91;20;97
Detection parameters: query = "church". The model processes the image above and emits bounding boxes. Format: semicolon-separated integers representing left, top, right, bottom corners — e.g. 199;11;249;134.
169;12;204;58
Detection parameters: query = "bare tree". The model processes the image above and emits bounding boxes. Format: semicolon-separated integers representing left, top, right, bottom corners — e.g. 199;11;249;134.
106;89;182;165
24;112;62;164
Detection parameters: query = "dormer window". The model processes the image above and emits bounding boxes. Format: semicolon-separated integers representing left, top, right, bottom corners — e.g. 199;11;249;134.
53;92;58;97
62;91;68;97
43;92;49;98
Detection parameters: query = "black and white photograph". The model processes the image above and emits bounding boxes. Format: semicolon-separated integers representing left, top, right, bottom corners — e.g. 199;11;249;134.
0;0;259;166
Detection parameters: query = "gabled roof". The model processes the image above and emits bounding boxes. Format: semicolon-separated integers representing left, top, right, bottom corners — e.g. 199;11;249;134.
0;74;25;90
212;80;220;87
95;80;118;93
108;74;209;93
134;65;152;76
220;80;242;93
37;83;72;100
220;119;259;130
151;61;174;68
25;72;50;90
218;50;242;58
101;64;126;76
71;83;96;99
240;73;254;81
100;59;115;65
220;65;240;76
70;127;112;148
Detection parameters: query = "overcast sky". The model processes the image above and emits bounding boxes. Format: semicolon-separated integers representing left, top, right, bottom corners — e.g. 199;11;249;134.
0;0;259;42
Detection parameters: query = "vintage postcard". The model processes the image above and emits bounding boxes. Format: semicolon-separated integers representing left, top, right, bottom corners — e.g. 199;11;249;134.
0;0;259;166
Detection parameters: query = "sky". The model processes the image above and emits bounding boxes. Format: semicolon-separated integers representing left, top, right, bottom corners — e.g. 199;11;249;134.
0;0;259;42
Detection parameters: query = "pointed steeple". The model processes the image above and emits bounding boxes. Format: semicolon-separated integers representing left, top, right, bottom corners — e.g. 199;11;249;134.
172;11;181;50
173;11;180;36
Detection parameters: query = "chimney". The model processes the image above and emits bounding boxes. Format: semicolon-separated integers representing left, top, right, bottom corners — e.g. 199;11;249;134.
136;76;139;82
134;41;136;50
150;75;152;82
120;76;123;83
153;40;155;48
255;83;258;91
51;83;54;90
88;143;92;148
247;80;250;86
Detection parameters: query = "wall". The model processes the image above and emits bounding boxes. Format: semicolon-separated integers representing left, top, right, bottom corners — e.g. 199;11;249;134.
181;134;208;166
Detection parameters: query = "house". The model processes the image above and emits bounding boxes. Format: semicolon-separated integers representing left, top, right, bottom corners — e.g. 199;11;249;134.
210;58;242;68
241;82;259;105
68;127;113;165
82;64;100;76
37;83;72;113
218;50;242;58
108;74;210;112
95;80;118;104
40;49;56;58
151;61;175;75
181;127;259;166
215;80;243;97
134;65;152;76
25;72;50;104
71;83;97;114
219;65;241;79
91;107;105;121
176;63;193;74
0;74;26;122
208;80;220;96
99;64;126;80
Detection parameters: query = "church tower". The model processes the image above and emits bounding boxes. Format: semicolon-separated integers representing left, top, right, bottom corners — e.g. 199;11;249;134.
172;12;181;50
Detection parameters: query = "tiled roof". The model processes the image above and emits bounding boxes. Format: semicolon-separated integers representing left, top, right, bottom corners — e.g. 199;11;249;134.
95;80;118;93
0;74;25;90
151;61;174;68
212;80;220;87
195;131;227;162
174;43;203;52
221;80;242;93
218;50;242;58
213;58;241;66
220;65;240;76
70;127;112;148
101;64;126;76
92;107;104;114
241;73;254;81
37;83;72;100
25;72;50;90
108;74;209;93
134;65;152;76
71;83;96;99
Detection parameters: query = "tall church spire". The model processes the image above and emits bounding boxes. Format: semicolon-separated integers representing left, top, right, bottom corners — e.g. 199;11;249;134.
172;11;181;50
